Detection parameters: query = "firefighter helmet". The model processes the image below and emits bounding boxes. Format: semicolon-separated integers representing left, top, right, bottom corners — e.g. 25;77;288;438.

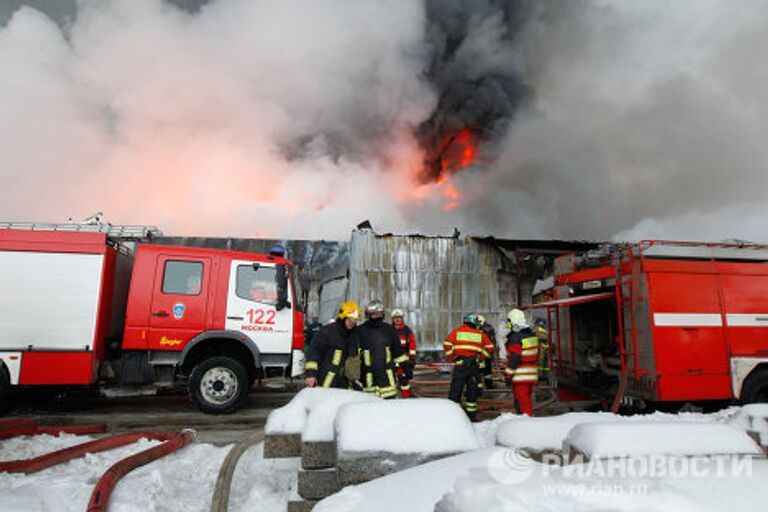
391;308;404;318
477;314;486;326
463;313;481;329
506;308;527;328
365;299;386;318
338;300;362;321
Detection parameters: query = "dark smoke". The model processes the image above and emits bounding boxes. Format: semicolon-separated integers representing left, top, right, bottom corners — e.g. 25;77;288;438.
416;0;543;182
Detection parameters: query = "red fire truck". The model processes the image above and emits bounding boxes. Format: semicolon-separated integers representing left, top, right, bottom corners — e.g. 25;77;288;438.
535;240;768;410
0;225;305;414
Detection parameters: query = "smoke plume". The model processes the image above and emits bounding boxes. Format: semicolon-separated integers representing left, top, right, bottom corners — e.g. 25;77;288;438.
1;0;767;242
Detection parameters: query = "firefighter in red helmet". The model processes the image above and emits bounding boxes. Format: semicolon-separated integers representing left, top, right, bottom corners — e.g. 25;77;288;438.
504;308;539;416
444;314;494;421
391;309;417;397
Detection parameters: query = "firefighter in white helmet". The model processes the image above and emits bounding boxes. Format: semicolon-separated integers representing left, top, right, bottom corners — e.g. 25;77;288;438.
504;308;539;416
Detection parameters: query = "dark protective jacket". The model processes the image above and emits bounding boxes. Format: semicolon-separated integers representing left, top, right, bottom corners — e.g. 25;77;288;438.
354;319;408;398
304;318;357;388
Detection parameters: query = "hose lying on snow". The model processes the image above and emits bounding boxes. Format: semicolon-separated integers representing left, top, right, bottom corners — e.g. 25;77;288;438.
0;431;182;474
209;431;265;512
87;430;196;512
0;418;107;440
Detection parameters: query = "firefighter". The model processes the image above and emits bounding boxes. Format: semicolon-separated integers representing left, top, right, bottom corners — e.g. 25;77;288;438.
444;314;494;421
354;300;411;399
391;309;417;397
533;317;550;376
476;315;497;391
504;308;539;416
304;300;361;389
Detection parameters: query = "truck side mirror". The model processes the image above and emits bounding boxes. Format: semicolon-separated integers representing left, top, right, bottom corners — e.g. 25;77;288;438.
275;264;291;311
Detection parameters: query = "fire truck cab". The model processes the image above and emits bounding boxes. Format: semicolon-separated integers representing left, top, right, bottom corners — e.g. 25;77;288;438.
539;240;768;409
0;227;305;414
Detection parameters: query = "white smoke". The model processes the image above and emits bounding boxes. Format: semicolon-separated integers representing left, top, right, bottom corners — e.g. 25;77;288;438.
0;0;435;238
1;0;767;241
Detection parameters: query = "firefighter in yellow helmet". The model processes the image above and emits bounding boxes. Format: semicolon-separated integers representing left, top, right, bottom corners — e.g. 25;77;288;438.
504;308;539;416
304;300;361;389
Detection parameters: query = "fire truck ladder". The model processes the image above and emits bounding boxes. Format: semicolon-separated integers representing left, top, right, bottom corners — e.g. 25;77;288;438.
611;264;639;412
0;221;162;242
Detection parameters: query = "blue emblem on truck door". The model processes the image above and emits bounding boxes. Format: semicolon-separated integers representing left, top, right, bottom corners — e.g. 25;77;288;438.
173;303;186;320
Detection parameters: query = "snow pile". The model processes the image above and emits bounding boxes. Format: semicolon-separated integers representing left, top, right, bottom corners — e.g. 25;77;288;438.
335;398;479;455
564;422;762;459
0;434;229;512
315;449;497;512
264;387;378;437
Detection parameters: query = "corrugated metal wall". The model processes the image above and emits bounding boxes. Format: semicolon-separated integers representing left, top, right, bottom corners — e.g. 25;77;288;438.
347;230;511;351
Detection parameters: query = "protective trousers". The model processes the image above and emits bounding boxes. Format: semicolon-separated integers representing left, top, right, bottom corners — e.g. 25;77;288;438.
448;357;481;421
513;382;534;416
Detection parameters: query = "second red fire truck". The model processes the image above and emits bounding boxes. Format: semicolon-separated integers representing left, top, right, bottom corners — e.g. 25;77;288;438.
535;240;768;410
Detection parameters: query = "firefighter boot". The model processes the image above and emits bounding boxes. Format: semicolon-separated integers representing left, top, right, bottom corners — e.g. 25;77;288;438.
465;402;478;422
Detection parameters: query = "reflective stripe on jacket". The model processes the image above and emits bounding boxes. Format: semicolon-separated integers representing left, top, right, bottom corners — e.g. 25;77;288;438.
444;325;494;362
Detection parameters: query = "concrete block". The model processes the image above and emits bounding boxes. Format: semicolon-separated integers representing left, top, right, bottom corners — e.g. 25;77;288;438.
336;451;458;486
264;433;302;459
301;441;336;469
297;469;341;500
287;499;318;512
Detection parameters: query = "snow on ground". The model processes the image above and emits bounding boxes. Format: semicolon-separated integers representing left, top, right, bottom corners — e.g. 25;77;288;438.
436;451;768;512
228;442;300;512
0;433;229;512
315;449;498;512
0;434;300;512
725;403;768;445
335;398;479;454
564;422;762;458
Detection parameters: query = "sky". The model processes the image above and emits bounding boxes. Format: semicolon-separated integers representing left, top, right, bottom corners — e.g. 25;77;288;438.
1;0;767;241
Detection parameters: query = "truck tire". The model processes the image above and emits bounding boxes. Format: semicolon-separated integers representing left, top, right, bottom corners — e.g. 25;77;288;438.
189;356;249;414
742;367;768;404
0;366;11;415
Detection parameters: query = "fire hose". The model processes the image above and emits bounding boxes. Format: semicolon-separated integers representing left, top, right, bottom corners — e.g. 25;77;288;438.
0;418;107;440
1;426;195;512
209;431;264;512
87;430;195;512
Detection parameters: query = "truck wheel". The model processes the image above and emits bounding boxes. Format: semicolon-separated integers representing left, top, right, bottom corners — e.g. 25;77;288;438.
742;367;768;404
0;366;11;415
189;356;249;414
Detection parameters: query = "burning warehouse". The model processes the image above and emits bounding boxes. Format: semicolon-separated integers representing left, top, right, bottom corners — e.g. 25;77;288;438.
156;227;598;354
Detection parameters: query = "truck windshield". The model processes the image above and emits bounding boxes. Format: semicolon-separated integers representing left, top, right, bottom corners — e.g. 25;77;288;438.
235;265;278;304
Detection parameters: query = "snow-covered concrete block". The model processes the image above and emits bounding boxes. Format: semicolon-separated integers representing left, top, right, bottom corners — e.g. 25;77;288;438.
496;412;625;452
297;468;341;500
334;399;480;485
302;441;336;469
564;422;763;461
264;388;379;459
